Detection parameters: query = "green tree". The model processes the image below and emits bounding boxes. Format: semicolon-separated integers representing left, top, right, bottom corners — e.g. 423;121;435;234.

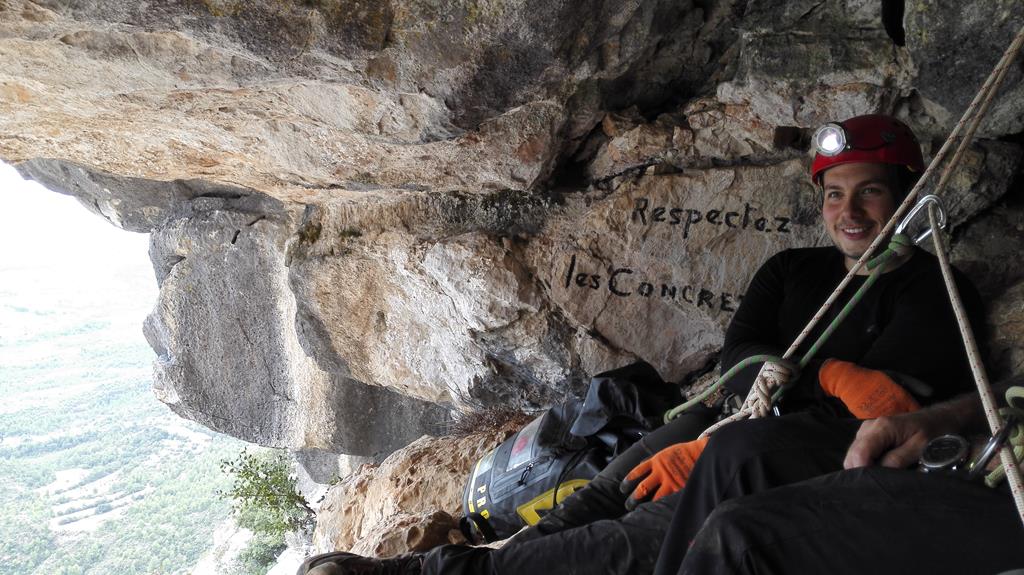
219;449;313;574
219;449;313;536
230;529;289;575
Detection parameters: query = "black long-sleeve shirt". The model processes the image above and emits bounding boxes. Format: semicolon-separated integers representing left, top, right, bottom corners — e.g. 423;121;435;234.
722;246;985;409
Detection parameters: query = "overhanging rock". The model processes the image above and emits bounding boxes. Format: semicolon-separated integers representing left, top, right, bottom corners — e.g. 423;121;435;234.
2;0;1022;458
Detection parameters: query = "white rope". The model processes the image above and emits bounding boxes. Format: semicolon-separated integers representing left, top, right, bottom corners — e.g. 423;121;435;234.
927;205;1024;528
912;25;1024;529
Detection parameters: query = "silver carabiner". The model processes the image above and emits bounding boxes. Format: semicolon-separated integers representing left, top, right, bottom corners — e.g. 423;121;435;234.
967;414;1019;480
895;194;947;245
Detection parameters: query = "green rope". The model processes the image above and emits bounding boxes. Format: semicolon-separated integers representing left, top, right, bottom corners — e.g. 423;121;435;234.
665;234;913;424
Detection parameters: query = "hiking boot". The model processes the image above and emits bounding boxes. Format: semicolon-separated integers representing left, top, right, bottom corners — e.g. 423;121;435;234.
298;551;424;575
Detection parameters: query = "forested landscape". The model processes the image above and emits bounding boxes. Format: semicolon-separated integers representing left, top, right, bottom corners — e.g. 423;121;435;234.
0;173;268;575
0;372;244;575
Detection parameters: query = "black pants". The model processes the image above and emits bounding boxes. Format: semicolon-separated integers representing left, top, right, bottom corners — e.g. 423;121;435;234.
672;467;1024;575
652;411;861;574
653;416;1024;575
421;406;718;575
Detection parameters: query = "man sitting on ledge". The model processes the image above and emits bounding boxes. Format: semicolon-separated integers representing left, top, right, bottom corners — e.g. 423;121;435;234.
297;115;986;575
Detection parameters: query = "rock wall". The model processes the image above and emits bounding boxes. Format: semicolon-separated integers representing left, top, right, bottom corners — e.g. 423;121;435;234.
2;0;1023;463
312;415;527;557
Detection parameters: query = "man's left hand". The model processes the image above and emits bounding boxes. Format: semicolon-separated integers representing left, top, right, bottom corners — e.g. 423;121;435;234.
620;437;709;510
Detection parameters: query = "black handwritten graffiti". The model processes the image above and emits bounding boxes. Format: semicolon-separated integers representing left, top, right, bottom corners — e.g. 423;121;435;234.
563;255;742;313
631;198;793;239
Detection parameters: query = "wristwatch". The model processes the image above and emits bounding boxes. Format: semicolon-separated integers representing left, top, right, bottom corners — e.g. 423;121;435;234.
918;434;971;474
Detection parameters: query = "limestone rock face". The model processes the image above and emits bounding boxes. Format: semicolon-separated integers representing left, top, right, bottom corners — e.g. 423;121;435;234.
525;160;826;380
312;417;524;556
990;280;1024;382
953;192;1024;382
905;0;1024;138
2;0;1023;461
951;194;1024;303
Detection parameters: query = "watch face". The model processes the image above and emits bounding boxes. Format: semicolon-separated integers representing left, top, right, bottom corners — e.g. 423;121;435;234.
921;435;970;471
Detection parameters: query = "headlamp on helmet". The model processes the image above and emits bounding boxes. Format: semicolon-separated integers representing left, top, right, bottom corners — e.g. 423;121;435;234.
809;114;925;184
813;123;847;157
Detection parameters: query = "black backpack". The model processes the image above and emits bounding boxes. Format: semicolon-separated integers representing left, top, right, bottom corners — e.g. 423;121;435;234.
459;362;681;543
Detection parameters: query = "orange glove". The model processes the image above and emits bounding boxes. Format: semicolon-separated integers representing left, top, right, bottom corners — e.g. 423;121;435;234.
619;437;709;510
819;359;920;419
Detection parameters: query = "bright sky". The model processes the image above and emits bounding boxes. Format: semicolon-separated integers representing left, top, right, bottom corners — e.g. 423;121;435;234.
0;160;157;373
0;161;151;272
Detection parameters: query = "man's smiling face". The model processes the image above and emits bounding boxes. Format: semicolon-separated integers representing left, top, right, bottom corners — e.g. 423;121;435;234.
820;162;898;270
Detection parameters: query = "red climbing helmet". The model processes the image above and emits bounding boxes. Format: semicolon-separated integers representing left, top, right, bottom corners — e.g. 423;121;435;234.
810;114;925;183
